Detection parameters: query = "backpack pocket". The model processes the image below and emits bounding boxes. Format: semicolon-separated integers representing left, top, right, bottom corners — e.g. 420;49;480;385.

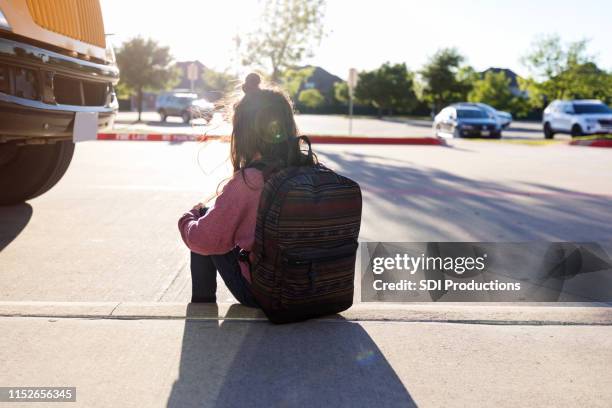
280;240;358;305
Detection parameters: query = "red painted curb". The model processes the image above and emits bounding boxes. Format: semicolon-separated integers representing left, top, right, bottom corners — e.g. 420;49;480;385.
307;135;444;145
96;133;445;145
569;139;612;148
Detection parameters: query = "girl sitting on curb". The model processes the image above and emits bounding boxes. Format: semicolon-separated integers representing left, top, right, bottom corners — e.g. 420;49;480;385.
178;73;317;307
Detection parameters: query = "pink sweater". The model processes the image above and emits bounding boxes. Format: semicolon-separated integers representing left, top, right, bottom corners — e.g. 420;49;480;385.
178;168;264;282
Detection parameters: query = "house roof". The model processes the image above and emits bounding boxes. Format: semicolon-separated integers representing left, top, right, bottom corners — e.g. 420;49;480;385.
295;65;344;94
481;67;522;88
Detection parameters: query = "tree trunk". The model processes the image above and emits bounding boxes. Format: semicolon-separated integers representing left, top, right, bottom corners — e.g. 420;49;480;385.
137;87;143;122
271;67;280;84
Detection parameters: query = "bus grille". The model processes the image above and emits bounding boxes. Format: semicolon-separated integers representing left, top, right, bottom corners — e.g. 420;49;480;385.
26;0;106;48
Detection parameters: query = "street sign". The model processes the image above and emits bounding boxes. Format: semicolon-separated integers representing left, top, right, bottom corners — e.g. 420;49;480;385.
187;63;198;81
348;68;358;91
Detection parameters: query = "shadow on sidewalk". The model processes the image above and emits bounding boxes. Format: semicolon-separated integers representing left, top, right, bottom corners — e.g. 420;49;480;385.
318;150;612;241
0;203;32;252
167;304;416;407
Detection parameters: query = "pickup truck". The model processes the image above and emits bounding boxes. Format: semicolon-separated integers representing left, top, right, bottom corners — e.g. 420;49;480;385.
0;0;119;204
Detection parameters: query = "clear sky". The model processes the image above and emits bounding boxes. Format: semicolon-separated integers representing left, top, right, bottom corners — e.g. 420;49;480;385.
101;0;612;80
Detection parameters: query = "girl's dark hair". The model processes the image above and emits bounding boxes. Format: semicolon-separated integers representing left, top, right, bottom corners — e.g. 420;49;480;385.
230;72;317;173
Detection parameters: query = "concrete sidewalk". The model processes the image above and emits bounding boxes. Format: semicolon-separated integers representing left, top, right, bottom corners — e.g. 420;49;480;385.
1;303;611;407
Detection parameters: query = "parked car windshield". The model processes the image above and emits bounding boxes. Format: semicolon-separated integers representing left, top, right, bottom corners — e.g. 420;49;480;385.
572;103;612;114
457;109;487;119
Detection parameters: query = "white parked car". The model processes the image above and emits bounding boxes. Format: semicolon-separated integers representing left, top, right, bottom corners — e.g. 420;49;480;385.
543;99;612;139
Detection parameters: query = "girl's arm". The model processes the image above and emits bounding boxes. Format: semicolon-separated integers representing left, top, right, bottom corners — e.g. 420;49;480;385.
178;170;261;255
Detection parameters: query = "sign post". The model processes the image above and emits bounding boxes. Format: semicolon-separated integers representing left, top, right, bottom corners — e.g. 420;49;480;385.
347;68;358;136
187;63;198;92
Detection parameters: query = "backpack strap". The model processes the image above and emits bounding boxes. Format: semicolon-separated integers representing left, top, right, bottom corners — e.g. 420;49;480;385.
247;161;267;171
298;135;313;164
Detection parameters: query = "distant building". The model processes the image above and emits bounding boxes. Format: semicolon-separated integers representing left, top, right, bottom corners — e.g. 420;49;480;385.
296;65;343;102
175;60;207;91
127;61;208;110
481;67;527;97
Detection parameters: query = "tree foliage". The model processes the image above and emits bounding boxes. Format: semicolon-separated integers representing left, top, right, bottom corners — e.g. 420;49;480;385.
298;88;325;108
521;35;612;107
354;62;417;116
468;71;527;115
115;37;179;121
419;48;472;112
333;81;349;104
281;66;316;99
241;0;326;82
200;68;238;97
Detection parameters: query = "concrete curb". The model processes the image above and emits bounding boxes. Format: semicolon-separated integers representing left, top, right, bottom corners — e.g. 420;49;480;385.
97;133;445;145
0;302;610;325
569;138;612;148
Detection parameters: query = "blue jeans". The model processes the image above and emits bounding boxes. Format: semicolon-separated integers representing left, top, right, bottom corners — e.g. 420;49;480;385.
190;248;259;308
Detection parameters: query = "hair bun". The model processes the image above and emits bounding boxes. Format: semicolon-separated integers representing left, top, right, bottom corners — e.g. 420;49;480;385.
242;73;261;94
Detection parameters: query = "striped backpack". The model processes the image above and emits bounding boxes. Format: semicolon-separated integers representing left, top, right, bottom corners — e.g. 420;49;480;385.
245;137;362;323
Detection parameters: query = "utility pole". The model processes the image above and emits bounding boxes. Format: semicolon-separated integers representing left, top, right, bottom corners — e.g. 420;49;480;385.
348;68;358;136
187;62;198;92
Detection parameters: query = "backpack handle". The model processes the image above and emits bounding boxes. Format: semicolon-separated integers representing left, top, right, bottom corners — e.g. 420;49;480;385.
298;135;313;163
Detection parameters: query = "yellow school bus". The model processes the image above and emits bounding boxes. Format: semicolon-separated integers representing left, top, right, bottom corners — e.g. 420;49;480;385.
0;0;119;204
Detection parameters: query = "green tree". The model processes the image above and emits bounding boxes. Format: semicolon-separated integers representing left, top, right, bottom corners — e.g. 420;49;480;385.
419;48;473;113
469;71;530;117
115;37;179;121
559;63;612;103
520;35;612;107
354;62;417;116
298;88;325;108
200;68;238;99
469;71;514;111
333;81;349;104
281;66;316;100
241;0;326;82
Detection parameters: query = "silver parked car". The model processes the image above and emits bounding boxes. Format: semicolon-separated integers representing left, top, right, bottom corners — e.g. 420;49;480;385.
156;91;214;123
455;102;512;129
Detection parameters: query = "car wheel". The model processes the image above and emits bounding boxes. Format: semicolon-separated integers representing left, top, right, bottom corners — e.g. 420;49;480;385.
491;131;502;139
159;110;167;122
0;141;75;205
433;124;441;137
571;124;583;138
544;122;554;139
182;111;191;124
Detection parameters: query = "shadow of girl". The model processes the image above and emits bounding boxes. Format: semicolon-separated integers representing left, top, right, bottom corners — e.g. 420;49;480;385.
167;304;415;407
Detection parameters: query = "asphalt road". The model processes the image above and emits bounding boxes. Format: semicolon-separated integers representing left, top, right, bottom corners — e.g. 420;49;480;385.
114;111;556;140
1;139;610;303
